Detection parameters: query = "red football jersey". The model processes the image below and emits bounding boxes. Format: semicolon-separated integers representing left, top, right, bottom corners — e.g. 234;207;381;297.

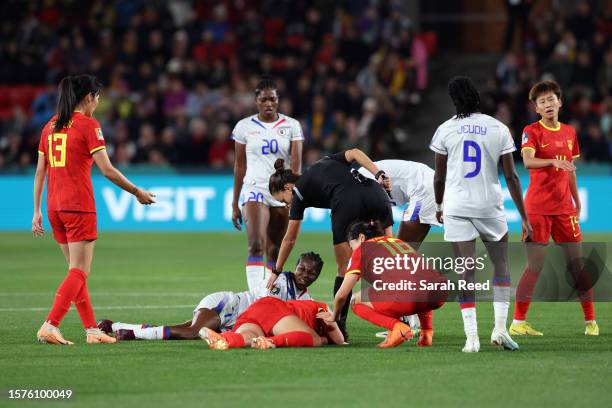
521;121;580;215
38;112;106;212
285;300;329;334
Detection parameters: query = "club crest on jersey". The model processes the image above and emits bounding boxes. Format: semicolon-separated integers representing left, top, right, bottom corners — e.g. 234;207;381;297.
276;127;290;136
96;128;104;140
521;132;528;144
270;285;281;295
567;140;572;151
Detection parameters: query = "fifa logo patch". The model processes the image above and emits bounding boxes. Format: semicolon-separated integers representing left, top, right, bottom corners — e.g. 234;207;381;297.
521;132;528;144
96;128;104;141
567;140;572;151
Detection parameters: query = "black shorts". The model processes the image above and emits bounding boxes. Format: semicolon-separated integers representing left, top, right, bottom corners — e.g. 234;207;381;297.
330;182;394;245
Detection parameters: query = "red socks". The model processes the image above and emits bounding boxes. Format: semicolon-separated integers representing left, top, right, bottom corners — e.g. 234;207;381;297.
74;282;97;329
46;268;87;327
269;331;314;347
513;267;539;320
352;303;398;330
220;332;246;348
418;311;433;330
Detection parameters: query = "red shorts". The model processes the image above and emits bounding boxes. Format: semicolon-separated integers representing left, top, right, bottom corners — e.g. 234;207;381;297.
48;211;97;244
526;213;581;244
233;297;293;334
371;300;445;319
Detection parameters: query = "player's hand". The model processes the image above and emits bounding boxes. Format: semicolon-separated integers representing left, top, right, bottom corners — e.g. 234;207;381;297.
231;204;242;230
316;310;336;324
266;272;278;290
521;219;533;242
135;188;156;205
32;212;44;237
377;174;392;193
552;159;575;172
436;210;444;224
575;205;581;220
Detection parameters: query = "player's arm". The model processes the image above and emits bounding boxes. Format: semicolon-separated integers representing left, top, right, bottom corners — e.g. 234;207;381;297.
32;153;48;237
92;149;155;204
344;148;390;191
316;308;345;344
501;153;532;240
433;153;447;223
521;149;575;171
268;220;302;289
569;170;581;218
331;273;359;322
232;142;247;229
290;140;303;175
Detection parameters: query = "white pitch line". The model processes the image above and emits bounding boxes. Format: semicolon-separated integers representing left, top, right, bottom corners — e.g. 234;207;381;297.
0;292;205;297
0;304;194;312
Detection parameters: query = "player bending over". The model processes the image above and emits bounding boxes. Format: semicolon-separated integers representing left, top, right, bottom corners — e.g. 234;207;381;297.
98;252;322;341
205;297;344;349
327;221;446;348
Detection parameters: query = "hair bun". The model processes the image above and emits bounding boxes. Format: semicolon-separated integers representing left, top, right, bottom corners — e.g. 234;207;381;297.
274;158;285;171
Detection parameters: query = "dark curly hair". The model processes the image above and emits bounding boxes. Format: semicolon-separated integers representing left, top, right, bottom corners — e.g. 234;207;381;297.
255;75;277;97
269;159;300;194
297;252;324;276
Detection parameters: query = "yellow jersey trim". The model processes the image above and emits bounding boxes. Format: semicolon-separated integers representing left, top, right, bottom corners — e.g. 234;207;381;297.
37;150;44;156
572;154;580;159
539;120;561;131
521;146;536;156
90;146;106;154
345;269;361;276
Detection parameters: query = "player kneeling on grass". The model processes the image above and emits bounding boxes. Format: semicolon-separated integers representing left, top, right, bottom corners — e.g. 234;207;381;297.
326;221;447;348
205;297;345;349
98;252;322;341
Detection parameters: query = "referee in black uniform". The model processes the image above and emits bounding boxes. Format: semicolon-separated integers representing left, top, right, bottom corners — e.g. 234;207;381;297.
267;149;394;337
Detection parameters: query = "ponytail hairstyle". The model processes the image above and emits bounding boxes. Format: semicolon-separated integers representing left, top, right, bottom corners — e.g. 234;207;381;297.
346;220;385;242
269;158;300;194
255;75;277;97
54;74;102;132
448;76;480;119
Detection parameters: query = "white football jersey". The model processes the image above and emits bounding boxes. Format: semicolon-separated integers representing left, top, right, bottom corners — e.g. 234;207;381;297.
358;160;435;206
429;113;516;218
232;114;304;185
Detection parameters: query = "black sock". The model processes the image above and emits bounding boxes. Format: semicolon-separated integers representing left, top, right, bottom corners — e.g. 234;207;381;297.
334;276;352;332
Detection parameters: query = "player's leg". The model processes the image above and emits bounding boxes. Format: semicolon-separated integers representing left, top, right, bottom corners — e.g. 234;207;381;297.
397;221;431;250
266;205;289;278
479;221;519;351
252;315;322;348
333;242;353;338
243;201;270;293
511;213;550;336
552;213;596;333
351;299;413;348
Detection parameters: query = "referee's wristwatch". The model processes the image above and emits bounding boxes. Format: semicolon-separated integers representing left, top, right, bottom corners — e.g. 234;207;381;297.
374;170;386;181
271;266;281;276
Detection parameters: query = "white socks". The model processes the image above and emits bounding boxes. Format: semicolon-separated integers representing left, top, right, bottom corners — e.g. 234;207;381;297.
493;285;511;332
133;326;165;340
112;322;142;332
461;307;478;336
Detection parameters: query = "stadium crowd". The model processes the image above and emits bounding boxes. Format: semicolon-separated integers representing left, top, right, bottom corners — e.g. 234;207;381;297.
487;0;612;162
0;0;430;170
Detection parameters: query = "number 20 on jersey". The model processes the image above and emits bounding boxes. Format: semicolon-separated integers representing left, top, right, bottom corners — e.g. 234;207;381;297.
47;133;67;167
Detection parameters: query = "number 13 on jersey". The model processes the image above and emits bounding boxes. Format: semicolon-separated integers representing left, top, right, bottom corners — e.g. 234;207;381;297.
47;133;67;167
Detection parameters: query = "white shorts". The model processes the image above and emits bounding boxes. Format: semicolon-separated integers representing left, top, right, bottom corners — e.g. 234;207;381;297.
402;196;441;226
240;182;285;208
194;291;243;332
443;215;508;242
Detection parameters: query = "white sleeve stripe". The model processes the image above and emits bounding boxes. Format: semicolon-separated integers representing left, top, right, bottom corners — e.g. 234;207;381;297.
429;144;447;155
500;146;517;154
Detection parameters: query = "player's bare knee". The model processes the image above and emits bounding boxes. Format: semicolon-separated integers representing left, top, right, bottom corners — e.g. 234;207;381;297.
247;239;265;257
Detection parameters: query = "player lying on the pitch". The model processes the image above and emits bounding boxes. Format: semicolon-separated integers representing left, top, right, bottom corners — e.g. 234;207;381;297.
204;297;345;349
326;221;447;348
97;252;323;341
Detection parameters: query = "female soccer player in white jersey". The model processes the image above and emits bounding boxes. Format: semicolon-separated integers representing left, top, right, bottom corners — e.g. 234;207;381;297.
231;76;304;293
430;76;532;353
359;159;441;248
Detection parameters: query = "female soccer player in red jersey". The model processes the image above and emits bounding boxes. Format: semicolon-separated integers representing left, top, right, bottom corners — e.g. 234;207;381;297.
204;297;344;349
32;75;155;345
231;76;303;294
326;221;446;348
510;80;598;337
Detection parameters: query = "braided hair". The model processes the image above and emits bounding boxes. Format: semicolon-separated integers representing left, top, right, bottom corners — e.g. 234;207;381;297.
297;252;324;276
255;75;277;97
448;76;480;119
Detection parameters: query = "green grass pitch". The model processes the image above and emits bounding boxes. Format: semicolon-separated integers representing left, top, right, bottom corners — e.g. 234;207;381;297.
1;231;611;407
